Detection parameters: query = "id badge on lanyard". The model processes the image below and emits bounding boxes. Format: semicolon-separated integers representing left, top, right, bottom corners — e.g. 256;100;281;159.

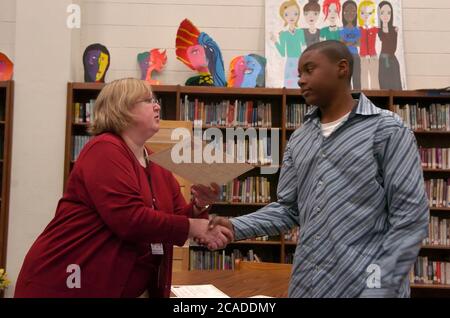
145;148;164;256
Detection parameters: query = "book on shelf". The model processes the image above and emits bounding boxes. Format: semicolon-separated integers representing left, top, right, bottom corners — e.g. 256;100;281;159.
73;97;165;124
208;136;273;166
425;178;450;208
393;103;450;131
179;95;272;128
73;100;95;124
410;257;450;285
284;227;299;243
217;176;271;204
72;135;92;161
286;103;314;129
189;248;261;271
285;253;295;264
420;147;450;170
423;216;450;246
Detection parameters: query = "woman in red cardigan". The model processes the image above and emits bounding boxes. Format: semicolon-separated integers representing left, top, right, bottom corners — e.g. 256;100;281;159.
14;78;232;298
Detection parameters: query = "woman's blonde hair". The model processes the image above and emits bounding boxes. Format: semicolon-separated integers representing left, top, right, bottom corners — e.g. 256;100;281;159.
88;78;152;136
279;0;301;27
358;0;376;27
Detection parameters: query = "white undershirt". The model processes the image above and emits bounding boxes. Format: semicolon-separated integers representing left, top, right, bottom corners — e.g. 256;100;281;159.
320;112;351;137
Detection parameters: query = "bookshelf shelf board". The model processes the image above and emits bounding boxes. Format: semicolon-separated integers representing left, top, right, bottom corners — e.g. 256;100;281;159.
213;202;269;207
422;168;450;173
180;86;284;96
429;207;450;212
421;245;450;251
230;240;282;246
413;130;450;135
411;283;450;290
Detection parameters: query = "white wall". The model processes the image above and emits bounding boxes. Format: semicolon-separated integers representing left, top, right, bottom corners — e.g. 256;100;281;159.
0;0;16;61
5;0;76;297
3;0;450;297
77;0;450;89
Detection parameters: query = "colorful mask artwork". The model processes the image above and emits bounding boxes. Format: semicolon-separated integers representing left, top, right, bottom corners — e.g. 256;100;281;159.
0;53;13;81
137;49;168;85
228;54;266;88
176;19;227;87
83;43;110;83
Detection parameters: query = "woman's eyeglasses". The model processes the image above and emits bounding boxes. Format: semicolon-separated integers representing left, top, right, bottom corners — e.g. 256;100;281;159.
139;96;160;105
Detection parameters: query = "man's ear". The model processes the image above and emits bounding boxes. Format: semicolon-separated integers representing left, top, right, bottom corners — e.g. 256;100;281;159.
337;59;350;80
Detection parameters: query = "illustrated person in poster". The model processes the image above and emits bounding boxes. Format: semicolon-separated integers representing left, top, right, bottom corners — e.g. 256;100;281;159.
270;0;306;88
303;0;321;47
378;0;402;89
320;0;342;41
358;0;379;89
340;0;361;90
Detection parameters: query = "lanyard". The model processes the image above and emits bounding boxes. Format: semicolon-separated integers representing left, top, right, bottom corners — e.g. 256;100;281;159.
144;147;157;210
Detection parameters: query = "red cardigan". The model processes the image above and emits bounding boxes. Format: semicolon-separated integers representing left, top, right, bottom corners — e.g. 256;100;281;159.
14;133;204;297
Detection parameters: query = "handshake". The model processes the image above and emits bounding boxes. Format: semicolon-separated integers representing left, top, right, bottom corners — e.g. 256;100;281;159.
188;217;235;250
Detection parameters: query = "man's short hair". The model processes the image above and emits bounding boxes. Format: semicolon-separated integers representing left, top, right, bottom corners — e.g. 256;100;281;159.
303;40;354;83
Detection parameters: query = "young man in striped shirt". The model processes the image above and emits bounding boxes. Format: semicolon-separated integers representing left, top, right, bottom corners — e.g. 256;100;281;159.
205;40;429;298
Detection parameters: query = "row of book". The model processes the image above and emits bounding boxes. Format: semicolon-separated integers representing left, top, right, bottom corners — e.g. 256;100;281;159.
286;103;314;129
284;227;299;243
189;249;261;271
218;176;272;204
72;135;91;161
218;137;274;165
393;103;450;131
423;217;450;246
425;178;450;208
73;100;95;123
179;96;273;127
410;257;450;285
73;97;165;124
419;147;450;170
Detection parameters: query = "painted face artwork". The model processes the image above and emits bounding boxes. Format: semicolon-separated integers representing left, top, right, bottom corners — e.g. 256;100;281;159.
137;52;150;80
228;54;266;88
242;55;262;88
85;49;101;81
137;49;167;84
0;53;13;81
176;19;226;86
83;44;110;83
186;44;208;72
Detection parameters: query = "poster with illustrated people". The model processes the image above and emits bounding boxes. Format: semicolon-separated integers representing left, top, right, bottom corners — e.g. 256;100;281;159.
265;0;406;90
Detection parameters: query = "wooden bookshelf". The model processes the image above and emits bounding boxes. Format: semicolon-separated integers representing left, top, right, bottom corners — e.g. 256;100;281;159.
65;84;450;295
0;81;14;278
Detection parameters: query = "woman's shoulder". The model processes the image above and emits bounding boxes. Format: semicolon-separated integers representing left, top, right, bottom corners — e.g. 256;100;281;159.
79;133;130;161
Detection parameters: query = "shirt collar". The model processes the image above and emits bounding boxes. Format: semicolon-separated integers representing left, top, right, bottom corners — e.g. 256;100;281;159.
304;93;381;123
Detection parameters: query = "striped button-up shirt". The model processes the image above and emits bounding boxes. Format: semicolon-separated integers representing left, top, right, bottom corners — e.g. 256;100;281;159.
230;93;429;298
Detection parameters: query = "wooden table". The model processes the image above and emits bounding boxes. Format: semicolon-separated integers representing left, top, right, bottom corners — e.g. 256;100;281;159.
172;270;290;298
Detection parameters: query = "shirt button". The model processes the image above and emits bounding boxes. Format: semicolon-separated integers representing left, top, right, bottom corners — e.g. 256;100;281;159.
318;180;323;186
322;152;326;158
315;234;320;240
153;198;156;202
317;207;321;213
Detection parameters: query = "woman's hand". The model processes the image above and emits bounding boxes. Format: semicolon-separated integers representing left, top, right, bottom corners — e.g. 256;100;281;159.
191;183;220;215
188;218;233;250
